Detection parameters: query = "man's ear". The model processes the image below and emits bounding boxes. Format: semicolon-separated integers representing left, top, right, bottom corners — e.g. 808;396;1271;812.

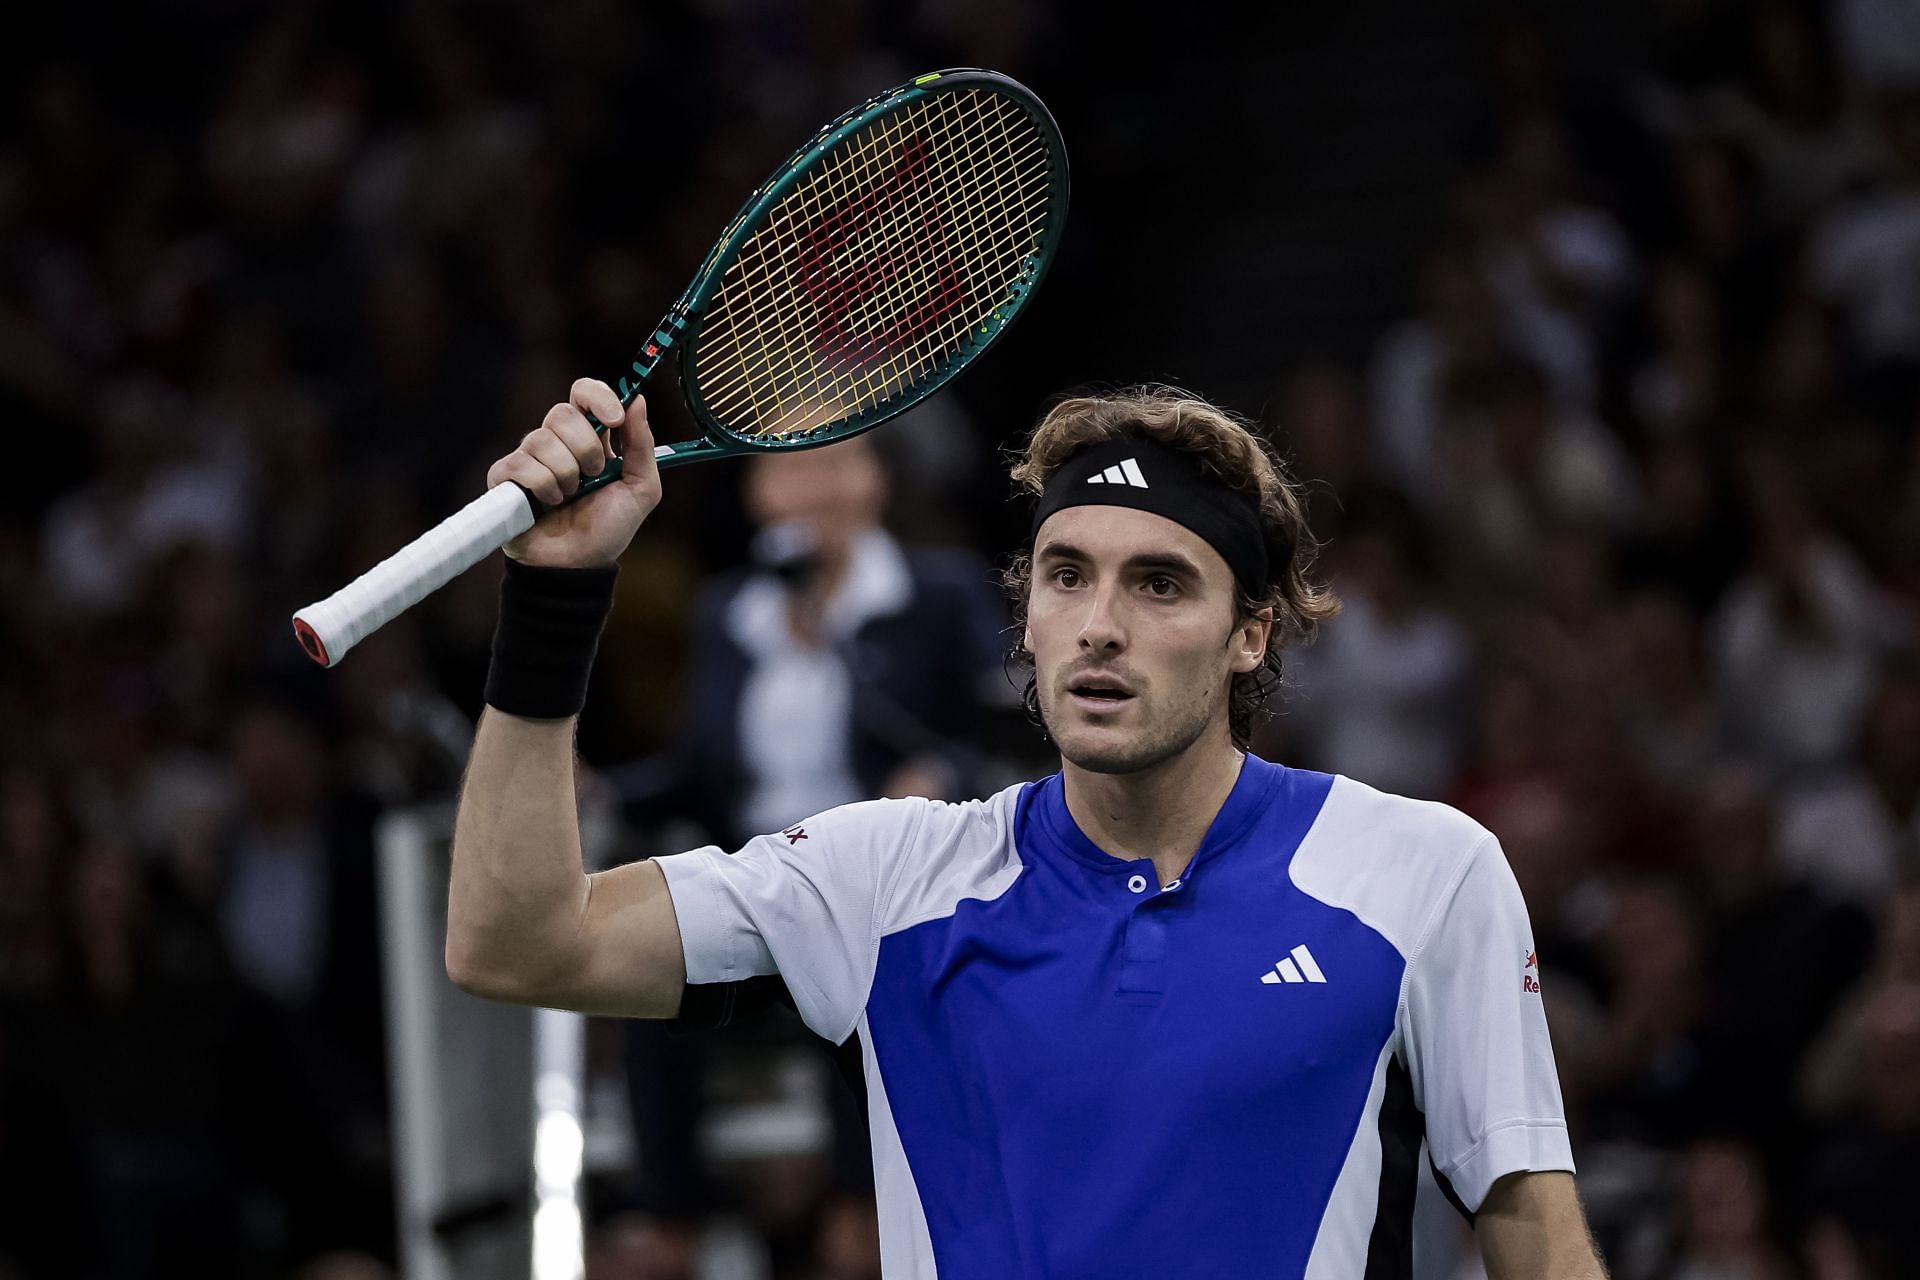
1022;623;1034;655
1229;608;1274;675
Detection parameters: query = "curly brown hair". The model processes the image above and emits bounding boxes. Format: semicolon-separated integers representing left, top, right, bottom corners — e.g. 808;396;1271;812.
1003;387;1339;749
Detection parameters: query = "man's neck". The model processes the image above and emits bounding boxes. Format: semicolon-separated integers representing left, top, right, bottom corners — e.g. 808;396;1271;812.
1061;733;1247;885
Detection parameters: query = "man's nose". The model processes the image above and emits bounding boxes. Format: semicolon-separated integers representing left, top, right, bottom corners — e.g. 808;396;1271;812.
1077;584;1126;652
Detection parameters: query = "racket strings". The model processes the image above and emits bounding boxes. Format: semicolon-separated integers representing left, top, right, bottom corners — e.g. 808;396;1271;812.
815;95;1048;418
804;92;1049;409
701;91;1043;434
702;101;994;429
694;88;1055;439
740;97;1036;429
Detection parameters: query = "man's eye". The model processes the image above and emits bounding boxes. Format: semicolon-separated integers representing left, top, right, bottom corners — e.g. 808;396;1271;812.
1051;567;1081;587
1146;576;1178;597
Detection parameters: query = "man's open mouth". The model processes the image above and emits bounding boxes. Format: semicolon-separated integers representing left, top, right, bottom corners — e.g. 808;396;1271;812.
1067;677;1136;705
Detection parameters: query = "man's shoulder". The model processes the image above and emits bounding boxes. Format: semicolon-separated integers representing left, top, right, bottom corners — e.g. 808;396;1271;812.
810;782;1029;935
1315;773;1493;857
775;783;1026;871
1287;772;1496;959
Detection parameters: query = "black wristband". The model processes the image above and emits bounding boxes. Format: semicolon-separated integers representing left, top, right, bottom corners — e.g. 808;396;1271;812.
484;559;618;719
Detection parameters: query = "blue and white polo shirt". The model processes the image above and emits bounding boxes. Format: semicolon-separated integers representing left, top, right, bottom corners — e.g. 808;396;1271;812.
654;755;1573;1278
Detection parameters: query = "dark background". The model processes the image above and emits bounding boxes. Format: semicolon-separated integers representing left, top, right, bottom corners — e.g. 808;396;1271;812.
3;2;1918;1278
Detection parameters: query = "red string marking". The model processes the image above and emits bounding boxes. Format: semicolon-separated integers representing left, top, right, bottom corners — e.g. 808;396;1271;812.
793;134;968;373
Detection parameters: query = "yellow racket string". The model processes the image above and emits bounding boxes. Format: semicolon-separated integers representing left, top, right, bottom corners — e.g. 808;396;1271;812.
693;89;1054;439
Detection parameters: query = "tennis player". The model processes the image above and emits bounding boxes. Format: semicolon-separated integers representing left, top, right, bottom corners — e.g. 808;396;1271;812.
448;380;1607;1278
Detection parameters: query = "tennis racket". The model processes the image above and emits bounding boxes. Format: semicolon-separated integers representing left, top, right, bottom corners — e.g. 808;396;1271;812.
293;67;1068;667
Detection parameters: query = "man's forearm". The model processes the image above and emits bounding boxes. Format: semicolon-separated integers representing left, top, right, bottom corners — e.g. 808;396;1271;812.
445;707;593;1000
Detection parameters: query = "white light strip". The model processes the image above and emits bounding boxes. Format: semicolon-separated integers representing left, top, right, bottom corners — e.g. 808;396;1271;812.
531;1014;587;1280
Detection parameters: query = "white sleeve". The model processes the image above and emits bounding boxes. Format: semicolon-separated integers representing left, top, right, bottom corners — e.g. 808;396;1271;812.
651;798;930;1042
1400;835;1575;1214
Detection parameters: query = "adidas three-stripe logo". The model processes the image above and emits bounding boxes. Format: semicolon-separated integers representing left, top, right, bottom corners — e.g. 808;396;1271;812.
1086;457;1149;488
1260;944;1327;985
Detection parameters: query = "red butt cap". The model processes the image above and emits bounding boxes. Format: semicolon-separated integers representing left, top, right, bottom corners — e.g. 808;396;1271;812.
293;617;332;667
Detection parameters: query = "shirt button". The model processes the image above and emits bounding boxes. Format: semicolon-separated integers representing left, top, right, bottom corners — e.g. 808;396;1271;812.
1163;879;1181;891
1127;874;1148;894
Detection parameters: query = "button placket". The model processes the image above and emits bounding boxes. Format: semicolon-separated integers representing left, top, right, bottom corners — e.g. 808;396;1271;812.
1118;902;1168;996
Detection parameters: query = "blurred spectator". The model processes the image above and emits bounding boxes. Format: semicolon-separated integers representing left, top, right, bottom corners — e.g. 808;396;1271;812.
616;436;1009;847
1711;451;1898;775
1576;765;1872;1164
1477;114;1638;384
1780;664;1920;904
1577;876;1714;1148
1667;1139;1796;1280
1617;435;1743;613
201;695;394;1261
1803;879;1920;1119
1629;259;1727;439
1267;363;1373;544
1801;973;1920;1277
39;378;249;618
1665;134;1788;360
1369;239;1544;503
213;697;383;1050
1680;768;1873;1147
1809;86;1920;410
1287;489;1469;799
1434;356;1637;581
1693;2;1882;228
1619;588;1719;784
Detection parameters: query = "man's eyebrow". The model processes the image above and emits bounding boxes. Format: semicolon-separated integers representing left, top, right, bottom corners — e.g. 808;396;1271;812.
1035;542;1206;579
1125;551;1205;578
1034;540;1090;563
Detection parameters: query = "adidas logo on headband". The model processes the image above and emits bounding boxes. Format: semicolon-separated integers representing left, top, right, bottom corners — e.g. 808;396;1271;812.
1033;434;1269;593
1085;457;1150;489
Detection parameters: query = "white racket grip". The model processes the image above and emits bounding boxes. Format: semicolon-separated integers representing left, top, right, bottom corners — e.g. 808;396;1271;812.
293;483;536;667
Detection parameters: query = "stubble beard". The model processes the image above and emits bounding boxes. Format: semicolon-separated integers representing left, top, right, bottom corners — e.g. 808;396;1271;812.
1039;680;1223;775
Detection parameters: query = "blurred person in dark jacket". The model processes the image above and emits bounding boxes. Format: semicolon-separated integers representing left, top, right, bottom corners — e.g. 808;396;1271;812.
197;693;394;1265
617;434;1010;849
213;696;385;1075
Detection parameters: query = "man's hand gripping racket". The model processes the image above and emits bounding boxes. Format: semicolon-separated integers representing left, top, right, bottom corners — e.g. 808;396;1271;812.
293;68;1068;666
490;381;661;571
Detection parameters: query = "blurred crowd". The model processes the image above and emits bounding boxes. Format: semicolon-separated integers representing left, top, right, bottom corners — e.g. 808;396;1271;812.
2;2;1918;1279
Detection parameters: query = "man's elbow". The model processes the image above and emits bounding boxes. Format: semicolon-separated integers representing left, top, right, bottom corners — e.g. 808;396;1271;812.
445;941;543;1005
445;941;501;1000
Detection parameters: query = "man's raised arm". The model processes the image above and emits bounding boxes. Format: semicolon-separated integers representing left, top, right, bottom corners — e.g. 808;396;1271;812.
443;379;686;1018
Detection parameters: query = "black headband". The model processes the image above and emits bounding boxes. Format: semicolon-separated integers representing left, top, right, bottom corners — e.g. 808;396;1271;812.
1029;434;1270;595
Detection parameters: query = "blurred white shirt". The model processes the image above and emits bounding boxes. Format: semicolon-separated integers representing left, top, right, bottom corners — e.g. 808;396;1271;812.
1291;591;1470;800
